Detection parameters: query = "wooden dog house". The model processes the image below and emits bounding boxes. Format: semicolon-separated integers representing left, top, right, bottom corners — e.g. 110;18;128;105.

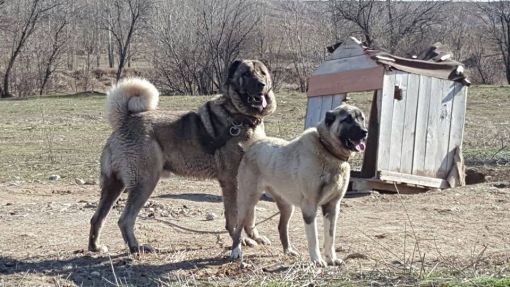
305;39;469;193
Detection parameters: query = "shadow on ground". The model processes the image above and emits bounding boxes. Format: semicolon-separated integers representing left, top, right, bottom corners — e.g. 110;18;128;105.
0;250;229;285
156;193;223;203
157;193;274;203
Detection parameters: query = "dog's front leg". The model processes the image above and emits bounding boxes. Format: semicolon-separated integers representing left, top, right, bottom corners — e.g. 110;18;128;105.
322;199;343;266
302;203;327;267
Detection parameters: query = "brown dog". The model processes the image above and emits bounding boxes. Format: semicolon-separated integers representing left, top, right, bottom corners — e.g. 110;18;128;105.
88;60;276;253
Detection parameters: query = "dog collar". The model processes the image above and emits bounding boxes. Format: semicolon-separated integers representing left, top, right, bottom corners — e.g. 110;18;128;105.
229;116;261;137
319;138;350;162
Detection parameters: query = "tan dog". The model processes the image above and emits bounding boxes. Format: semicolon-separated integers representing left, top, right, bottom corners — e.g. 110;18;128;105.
88;60;276;253
230;104;367;266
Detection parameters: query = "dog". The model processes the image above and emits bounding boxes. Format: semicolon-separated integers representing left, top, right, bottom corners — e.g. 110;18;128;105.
88;60;276;254
230;104;367;266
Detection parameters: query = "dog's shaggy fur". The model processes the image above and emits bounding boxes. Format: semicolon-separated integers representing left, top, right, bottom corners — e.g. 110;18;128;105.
230;104;367;266
88;60;276;253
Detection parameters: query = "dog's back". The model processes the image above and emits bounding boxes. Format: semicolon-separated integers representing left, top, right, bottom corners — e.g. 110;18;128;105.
239;128;347;206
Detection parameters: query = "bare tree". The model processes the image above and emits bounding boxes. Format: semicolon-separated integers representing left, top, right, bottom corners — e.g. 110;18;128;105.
152;0;262;95
198;0;262;91
329;0;383;47
101;0;152;82
329;0;446;54
477;1;510;84
36;3;71;95
74;0;102;91
384;0;446;53
279;1;334;92
0;0;7;31
0;0;60;98
252;3;287;91
464;40;501;84
152;1;208;95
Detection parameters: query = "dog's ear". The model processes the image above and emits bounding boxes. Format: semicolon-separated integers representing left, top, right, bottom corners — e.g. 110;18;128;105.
325;111;335;126
226;60;242;83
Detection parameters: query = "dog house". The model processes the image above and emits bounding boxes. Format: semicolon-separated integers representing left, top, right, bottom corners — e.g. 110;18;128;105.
305;38;470;193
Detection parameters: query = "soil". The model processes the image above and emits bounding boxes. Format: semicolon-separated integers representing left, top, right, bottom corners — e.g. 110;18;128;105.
0;173;509;286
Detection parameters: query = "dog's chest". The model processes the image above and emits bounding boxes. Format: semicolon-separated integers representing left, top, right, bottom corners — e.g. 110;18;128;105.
318;163;349;204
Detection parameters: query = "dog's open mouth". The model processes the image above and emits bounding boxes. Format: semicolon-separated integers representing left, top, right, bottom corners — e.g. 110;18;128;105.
248;94;268;111
345;138;366;152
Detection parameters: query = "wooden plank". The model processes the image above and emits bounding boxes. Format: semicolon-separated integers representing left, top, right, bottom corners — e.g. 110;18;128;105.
304;97;322;129
313;54;378;76
376;71;396;171
423;77;443;177
388;71;408;172
376;89;383;121
447;84;468;174
436;80;455;178
412;75;432;176
307;66;384;97
350;178;429;194
400;73;420;174
331;94;345;109
378;170;449;189
320;95;334;117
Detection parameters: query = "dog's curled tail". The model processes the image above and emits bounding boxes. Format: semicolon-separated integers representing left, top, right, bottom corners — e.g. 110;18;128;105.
106;78;159;129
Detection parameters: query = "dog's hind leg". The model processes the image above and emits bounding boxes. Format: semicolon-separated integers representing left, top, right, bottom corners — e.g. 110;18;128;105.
241;195;271;246
321;199;343;266
118;176;159;254
89;173;124;253
272;194;297;256
219;179;238;239
242;186;273;246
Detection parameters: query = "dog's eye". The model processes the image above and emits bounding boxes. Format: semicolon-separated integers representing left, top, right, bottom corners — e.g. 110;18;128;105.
342;116;353;123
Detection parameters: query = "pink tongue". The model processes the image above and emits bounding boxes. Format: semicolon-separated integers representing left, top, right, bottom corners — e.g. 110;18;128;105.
355;142;366;152
261;95;267;108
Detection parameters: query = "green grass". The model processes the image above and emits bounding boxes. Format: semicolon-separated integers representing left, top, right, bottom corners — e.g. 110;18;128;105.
442;276;510;287
0;86;508;183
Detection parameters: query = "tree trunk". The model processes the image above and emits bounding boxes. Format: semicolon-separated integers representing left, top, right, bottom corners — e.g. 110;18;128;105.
39;69;51;95
116;48;126;82
2;74;12;98
108;29;114;68
506;63;510;84
96;48;101;67
1;60;15;98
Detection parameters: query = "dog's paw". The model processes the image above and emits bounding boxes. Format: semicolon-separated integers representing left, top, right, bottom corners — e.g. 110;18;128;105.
230;246;242;261
130;244;156;254
241;237;258;247
253;235;271;246
284;248;299;257
88;244;109;253
326;257;344;266
310;257;328;267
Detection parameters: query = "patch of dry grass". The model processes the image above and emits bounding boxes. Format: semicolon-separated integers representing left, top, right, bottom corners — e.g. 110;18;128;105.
0;86;508;183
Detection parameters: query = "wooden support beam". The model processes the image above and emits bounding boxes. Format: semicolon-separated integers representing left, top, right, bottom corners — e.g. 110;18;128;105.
350;177;430;194
360;90;380;178
378;170;448;189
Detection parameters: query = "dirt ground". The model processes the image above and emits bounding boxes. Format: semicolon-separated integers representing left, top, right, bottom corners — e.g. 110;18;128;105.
1;172;509;286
